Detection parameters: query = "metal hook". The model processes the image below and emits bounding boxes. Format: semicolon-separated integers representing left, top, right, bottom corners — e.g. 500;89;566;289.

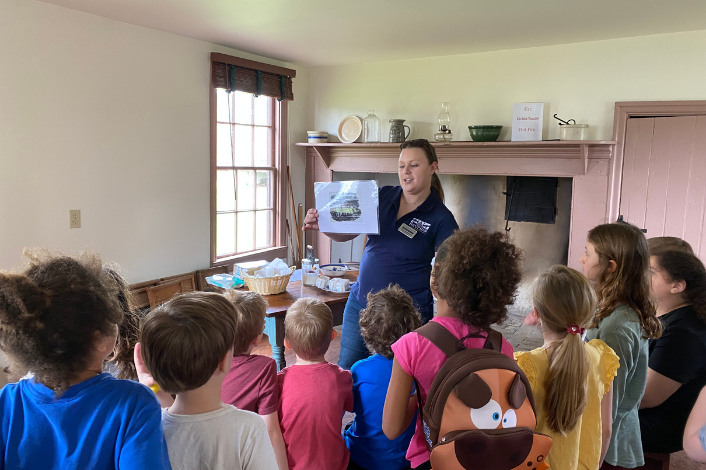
553;114;576;125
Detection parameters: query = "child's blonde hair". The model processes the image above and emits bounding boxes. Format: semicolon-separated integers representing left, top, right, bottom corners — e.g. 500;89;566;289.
533;265;597;435
587;223;661;339
284;298;332;361
223;290;267;354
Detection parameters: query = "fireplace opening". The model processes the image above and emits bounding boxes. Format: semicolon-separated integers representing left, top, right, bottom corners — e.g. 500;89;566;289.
329;172;572;347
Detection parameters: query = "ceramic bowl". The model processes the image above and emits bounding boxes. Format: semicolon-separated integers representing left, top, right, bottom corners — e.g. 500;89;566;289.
468;125;503;142
320;265;347;277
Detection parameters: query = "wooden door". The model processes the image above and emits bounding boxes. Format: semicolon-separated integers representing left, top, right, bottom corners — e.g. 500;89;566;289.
620;115;706;257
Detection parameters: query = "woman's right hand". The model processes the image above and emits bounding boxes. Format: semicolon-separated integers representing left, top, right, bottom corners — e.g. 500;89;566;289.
302;208;319;231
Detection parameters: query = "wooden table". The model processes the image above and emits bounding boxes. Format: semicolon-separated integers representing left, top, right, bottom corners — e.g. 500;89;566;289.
263;272;356;370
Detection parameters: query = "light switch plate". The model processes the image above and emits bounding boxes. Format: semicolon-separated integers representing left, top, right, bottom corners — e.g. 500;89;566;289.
69;210;81;229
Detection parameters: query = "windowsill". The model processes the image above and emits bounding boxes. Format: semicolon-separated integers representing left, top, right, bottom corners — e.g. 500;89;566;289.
213;246;289;268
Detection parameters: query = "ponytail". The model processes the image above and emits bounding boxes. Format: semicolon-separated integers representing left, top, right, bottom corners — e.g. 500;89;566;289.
431;173;445;204
533;265;596;435
545;332;589;435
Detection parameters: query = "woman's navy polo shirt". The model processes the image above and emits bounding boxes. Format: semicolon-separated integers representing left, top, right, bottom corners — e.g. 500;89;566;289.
350;185;458;317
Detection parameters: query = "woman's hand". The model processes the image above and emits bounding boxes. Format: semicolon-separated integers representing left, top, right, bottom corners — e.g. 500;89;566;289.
302;208;319;231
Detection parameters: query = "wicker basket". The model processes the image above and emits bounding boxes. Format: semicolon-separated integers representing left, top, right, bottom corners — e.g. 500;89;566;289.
242;267;295;295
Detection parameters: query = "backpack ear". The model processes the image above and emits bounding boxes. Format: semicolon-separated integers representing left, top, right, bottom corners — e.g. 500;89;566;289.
455;372;492;409
508;373;527;409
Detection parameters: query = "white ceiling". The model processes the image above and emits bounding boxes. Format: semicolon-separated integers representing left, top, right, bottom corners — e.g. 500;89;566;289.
38;0;706;66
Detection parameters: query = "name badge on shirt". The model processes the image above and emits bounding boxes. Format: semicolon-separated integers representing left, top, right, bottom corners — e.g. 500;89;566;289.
399;223;417;239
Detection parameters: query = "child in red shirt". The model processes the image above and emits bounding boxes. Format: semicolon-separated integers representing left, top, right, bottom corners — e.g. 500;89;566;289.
221;290;288;470
278;298;354;470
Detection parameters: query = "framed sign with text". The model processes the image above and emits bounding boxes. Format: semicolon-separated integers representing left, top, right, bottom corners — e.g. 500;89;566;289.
512;103;544;141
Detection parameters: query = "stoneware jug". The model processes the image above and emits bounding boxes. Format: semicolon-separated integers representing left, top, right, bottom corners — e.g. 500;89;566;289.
389;119;411;143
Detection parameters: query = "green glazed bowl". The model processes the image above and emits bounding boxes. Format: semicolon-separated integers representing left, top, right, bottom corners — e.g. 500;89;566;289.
468;125;503;142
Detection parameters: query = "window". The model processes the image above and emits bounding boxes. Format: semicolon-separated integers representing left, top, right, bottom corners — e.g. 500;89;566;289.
215;90;277;258
210;53;295;266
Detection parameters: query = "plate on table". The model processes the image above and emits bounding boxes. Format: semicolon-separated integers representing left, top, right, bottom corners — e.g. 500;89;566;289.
319;284;351;293
338;115;363;143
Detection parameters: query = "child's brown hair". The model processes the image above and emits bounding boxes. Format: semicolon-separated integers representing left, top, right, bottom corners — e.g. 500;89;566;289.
104;266;141;380
140;292;236;394
533;265;597;435
587;222;661;339
432;227;522;329
0;250;121;392
284;298;333;361
647;236;694;257
359;284;422;359
224;290;267;354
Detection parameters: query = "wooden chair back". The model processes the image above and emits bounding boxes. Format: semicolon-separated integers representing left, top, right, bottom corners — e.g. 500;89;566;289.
145;275;196;309
195;266;229;291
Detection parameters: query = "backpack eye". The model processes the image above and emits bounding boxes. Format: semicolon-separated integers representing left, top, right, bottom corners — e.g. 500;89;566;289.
470;399;502;429
502;409;517;428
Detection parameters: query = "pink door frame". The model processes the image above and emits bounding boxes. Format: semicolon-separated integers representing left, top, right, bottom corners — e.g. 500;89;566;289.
609;101;706;223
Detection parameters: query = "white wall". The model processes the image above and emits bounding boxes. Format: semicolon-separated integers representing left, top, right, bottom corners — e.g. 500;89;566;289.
0;0;308;282
307;31;706;142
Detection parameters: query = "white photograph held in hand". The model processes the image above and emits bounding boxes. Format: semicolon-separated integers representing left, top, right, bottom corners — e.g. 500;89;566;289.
314;180;379;234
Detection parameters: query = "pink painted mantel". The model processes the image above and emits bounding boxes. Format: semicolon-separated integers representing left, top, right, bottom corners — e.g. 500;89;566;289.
297;141;616;270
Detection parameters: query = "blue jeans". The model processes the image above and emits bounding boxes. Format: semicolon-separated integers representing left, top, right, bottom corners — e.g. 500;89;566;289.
338;295;370;370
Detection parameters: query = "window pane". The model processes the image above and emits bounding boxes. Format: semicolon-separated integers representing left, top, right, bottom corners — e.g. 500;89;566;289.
256;171;271;209
256;210;272;249
233;125;253;166
216;170;236;212
216;213;236;256
237;211;255;253
217;124;234;166
253;95;271;126
237;170;255;211
216;89;232;123
254;127;271;167
232;91;253;125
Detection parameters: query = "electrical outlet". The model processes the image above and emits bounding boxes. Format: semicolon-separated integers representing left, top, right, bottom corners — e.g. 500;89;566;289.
69;210;81;229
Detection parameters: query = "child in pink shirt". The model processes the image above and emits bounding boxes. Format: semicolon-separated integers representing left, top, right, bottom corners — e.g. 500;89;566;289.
383;227;523;470
221;290;288;470
278;298;354;470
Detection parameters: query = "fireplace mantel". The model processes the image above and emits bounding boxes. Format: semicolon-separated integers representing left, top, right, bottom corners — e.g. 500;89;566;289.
295;141;616;176
300;141;616;268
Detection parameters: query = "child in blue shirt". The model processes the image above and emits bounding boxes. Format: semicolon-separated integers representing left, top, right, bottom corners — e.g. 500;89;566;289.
0;251;171;470
345;285;422;470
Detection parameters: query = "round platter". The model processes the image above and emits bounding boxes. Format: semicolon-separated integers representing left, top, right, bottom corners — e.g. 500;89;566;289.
338;115;363;143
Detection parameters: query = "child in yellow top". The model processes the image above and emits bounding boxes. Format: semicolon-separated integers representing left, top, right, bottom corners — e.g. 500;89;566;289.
516;265;620;470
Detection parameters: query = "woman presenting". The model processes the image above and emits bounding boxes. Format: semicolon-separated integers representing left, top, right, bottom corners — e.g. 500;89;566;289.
303;139;458;369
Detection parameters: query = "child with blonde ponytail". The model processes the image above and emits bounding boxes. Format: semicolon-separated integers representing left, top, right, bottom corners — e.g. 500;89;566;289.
516;265;620;470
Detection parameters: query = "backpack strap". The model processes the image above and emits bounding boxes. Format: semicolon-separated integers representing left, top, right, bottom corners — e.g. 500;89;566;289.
416;322;504;357
415;322;465;358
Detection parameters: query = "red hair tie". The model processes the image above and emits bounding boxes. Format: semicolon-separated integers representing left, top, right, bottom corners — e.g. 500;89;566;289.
567;324;585;335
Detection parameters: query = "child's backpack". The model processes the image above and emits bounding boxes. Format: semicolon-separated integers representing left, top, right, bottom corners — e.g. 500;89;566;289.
414;322;552;470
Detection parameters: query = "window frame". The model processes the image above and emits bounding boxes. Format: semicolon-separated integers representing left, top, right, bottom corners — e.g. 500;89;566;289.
209;68;288;269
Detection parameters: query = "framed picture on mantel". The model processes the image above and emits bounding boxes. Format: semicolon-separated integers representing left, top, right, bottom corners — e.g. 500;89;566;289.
512;103;544;141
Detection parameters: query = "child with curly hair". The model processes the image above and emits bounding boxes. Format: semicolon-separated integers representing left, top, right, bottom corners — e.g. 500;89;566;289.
580;222;662;469
516;265;619;470
103;266;141;381
345;284;422;470
0;251;171;469
382;227;522;470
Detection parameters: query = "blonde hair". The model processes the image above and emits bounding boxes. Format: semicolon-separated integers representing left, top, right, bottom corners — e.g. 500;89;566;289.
284;298;333;360
533;265;597;436
224;290;267;354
